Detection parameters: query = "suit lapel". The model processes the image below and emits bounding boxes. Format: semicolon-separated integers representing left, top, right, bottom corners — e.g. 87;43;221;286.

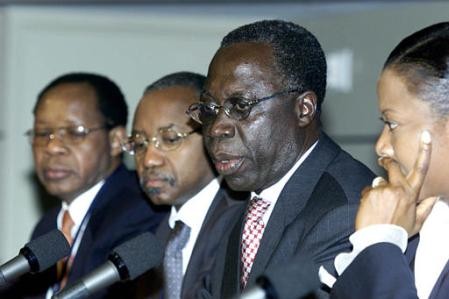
246;133;341;286
405;234;419;271
181;186;225;293
406;234;449;299
429;258;449;299
222;210;245;297
66;165;128;284
183;182;247;297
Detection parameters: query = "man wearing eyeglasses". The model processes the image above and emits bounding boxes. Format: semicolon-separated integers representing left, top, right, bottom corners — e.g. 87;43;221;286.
124;72;247;299
186;20;375;298
10;72;167;299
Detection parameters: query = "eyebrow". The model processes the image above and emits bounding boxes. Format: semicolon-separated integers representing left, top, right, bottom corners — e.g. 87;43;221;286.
380;107;398;114
200;90;254;102
131;124;177;135
200;90;216;101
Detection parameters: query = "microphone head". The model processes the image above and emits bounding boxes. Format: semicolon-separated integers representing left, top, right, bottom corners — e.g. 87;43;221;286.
110;232;163;280
20;229;71;273
259;253;320;299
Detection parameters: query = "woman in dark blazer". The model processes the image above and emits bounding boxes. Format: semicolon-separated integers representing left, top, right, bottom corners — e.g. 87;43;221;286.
331;22;449;299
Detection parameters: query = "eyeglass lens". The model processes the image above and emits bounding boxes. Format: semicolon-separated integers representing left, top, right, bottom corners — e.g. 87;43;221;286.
28;126;102;146
126;128;191;155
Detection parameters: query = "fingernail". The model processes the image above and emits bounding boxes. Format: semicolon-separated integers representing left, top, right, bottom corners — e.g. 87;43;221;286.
421;130;431;144
372;176;384;188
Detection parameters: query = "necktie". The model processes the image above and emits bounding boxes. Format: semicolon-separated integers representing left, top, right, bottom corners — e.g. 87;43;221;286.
163;220;191;299
240;196;271;289
57;210;75;289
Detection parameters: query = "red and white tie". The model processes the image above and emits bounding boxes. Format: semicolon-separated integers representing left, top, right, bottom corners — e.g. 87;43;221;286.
240;196;271;289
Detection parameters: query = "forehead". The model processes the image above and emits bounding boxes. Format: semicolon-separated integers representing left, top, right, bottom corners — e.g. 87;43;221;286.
378;69;419;110
35;83;102;124
377;69;439;121
206;42;281;95
133;85;197;130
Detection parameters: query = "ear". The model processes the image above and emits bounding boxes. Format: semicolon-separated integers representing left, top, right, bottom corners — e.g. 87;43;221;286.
109;126;127;157
295;91;318;127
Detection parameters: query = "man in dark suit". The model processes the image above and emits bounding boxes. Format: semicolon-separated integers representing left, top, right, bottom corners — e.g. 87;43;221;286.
186;20;375;298
6;73;167;299
124;72;247;299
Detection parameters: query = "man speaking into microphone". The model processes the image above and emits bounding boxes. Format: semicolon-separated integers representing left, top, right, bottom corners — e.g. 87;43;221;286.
3;73;166;299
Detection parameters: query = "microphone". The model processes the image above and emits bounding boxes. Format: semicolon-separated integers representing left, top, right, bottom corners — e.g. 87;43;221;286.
240;253;320;299
53;231;163;299
0;229;71;289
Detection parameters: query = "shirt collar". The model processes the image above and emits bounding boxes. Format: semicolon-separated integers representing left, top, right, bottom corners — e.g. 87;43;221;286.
168;177;221;230
60;179;105;227
252;141;318;203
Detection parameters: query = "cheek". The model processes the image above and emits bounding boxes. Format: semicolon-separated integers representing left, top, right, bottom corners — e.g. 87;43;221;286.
135;158;145;177
420;136;449;196
390;131;421;174
32;150;44;172
240;118;271;156
249;118;288;165
174;146;210;184
74;143;111;180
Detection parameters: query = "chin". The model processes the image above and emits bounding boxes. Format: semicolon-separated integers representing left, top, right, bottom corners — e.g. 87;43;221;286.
224;176;254;192
147;193;176;206
44;187;72;199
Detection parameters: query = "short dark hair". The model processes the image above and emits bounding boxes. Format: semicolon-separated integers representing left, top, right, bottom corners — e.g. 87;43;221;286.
384;22;449;117
34;72;128;128
144;71;205;96
220;20;327;110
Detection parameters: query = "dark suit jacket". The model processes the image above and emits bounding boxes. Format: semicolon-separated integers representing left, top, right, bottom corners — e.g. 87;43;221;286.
331;235;449;299
5;164;167;299
135;180;248;299
206;133;375;299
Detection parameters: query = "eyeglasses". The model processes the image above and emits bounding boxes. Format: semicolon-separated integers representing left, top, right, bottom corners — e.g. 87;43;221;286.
25;125;107;147
121;126;197;155
186;89;300;124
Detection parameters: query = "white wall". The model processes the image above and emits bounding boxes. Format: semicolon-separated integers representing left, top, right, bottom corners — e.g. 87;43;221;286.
0;6;257;261
1;2;449;261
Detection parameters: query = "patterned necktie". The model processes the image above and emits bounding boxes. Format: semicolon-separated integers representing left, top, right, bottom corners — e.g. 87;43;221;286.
240;196;271;290
57;210;75;289
163;220;191;299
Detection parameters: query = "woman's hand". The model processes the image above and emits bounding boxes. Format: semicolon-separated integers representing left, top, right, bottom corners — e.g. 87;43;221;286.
355;131;438;236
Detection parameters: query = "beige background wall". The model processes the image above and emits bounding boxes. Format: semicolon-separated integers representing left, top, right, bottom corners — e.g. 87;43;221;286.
0;2;448;261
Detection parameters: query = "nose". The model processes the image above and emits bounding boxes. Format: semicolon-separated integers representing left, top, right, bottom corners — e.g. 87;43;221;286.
375;126;394;159
141;144;165;169
207;110;235;139
44;134;68;155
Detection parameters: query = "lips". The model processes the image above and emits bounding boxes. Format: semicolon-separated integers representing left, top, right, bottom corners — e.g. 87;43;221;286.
212;153;244;176
143;178;166;189
43;167;72;180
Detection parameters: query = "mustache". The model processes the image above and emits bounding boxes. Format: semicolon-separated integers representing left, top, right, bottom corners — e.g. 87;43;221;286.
139;171;176;187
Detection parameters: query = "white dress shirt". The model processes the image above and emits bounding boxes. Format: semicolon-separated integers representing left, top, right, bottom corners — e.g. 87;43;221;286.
46;180;104;299
57;180;105;240
415;200;449;298
167;177;221;275
326;199;449;299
